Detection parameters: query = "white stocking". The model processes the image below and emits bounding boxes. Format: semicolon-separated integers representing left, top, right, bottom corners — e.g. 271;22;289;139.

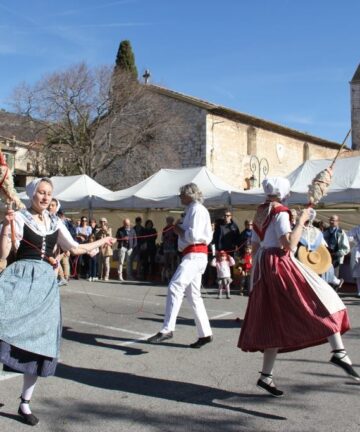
20;374;38;414
261;348;278;385
328;332;352;365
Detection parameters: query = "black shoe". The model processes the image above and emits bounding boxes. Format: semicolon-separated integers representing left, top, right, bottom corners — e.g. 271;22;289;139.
147;331;173;343
189;335;213;348
18;398;39;426
330;353;360;381
257;378;284;397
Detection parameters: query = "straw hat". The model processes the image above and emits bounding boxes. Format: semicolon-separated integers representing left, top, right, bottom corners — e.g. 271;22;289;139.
297;244;332;274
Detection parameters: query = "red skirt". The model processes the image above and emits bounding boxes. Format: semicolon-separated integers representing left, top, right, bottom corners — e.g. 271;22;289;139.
238;248;350;353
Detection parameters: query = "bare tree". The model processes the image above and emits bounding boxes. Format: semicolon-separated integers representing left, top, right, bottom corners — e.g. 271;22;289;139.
10;62;182;186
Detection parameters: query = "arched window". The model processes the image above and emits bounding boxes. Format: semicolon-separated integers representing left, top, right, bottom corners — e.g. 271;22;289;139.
303;142;310;161
247;126;257;155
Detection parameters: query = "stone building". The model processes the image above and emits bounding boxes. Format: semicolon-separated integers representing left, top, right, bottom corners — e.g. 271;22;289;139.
148;85;348;190
351;63;360;151
0;110;45;188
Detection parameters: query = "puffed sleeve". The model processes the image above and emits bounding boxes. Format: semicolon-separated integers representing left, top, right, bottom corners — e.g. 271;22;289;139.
274;212;291;239
57;222;79;251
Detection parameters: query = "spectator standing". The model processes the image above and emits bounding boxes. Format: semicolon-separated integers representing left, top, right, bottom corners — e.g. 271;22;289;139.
211;250;235;299
238;219;253;256
48;199;67;287
130;216;145;278
347;224;360;297
161;216;178;282
75;216;92;278
96;217;113;281
323;215;350;278
116;218;137;281
139;220;157;280
213;210;240;256
87;234;99;281
57;210;74;282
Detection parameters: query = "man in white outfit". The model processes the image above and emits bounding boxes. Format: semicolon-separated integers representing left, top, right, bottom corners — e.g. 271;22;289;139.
147;183;213;348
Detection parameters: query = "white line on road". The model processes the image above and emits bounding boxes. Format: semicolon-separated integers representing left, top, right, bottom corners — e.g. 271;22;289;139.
0;372;20;381
210;311;233;320
62;287;232;313
64;318;150;337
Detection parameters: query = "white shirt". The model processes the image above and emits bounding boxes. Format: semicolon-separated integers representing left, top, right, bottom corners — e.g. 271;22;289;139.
177;201;213;252
13;210;79;251
252;212;291;248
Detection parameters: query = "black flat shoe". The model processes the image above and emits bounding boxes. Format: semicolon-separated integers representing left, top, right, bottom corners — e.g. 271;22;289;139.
18;397;39;426
330;352;360;381
257;378;284;397
189;335;213;348
147;331;173;343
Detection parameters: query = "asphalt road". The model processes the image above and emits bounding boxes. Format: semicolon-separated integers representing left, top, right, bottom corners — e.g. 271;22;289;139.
0;279;359;432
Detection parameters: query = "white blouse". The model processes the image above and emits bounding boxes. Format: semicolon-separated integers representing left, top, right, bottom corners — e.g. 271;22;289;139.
252;212;291;248
177;201;213;252
13;210;79;251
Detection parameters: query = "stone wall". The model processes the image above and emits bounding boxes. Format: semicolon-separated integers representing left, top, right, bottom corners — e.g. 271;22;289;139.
205;114;340;189
158;95;207;168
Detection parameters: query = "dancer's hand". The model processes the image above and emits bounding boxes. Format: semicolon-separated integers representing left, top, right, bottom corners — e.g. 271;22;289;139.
298;208;310;226
3;207;15;226
103;236;116;246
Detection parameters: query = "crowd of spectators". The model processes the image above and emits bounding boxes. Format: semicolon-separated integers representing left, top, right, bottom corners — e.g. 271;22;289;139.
5;203;358;297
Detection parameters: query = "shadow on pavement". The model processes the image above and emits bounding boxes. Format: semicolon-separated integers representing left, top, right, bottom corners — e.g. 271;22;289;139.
55;363;287;421
139;315;242;329
62;327;149;356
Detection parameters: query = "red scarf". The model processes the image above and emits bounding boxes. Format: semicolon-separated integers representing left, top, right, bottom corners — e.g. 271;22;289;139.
253;202;292;241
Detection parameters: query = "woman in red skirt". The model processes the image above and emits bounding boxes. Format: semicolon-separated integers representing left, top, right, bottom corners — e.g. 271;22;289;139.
238;177;359;397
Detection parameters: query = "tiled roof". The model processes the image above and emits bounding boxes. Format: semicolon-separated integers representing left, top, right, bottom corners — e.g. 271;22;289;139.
351;64;360;83
148;85;344;150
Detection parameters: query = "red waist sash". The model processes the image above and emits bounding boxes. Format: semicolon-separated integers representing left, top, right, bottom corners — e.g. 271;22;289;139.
182;243;208;256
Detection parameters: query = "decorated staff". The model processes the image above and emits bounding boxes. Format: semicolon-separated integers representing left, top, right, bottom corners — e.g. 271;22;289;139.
0;149;25;250
308;129;351;205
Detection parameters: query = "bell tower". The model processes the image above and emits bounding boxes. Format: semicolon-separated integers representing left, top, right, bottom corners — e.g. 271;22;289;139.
350;64;360;150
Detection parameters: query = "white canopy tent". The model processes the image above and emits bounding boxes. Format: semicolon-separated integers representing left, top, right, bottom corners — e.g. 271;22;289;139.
231;156;360;206
18;174;112;210
93;167;247;209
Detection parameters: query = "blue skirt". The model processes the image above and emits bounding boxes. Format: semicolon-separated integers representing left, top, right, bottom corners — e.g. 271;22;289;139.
0;259;61;377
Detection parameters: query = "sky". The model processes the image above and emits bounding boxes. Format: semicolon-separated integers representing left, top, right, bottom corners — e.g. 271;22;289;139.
0;0;359;144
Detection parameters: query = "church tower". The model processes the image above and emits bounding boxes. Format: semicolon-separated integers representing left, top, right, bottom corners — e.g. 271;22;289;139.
350;63;360;150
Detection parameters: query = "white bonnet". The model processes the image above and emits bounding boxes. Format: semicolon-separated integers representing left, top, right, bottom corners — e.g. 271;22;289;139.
26;177;53;201
262;177;290;201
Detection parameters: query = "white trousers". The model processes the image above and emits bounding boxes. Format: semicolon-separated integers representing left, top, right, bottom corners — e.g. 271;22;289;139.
161;253;212;338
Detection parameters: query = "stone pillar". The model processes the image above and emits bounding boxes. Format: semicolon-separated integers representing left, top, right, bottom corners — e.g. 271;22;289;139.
350;64;360;150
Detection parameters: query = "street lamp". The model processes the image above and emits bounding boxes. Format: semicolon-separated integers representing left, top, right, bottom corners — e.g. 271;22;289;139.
249;155;269;188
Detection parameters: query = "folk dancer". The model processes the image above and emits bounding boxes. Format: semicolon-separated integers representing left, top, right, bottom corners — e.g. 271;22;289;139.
147;183;213;348
0;178;115;425
238;177;359;397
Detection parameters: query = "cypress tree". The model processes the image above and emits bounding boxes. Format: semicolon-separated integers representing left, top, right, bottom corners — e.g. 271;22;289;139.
115;40;138;79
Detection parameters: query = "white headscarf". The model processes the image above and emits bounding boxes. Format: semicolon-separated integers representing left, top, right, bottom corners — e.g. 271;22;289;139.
26;177;53;202
262;177;290;201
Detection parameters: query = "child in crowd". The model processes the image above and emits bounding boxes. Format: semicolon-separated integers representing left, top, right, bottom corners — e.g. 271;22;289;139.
87;234;99;282
238;244;253;295
211;250;235;299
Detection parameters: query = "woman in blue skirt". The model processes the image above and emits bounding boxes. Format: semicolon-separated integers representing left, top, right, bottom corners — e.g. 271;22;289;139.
0;178;115;426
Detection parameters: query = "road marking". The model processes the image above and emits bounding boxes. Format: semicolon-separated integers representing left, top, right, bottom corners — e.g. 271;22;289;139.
210;311;233;320
64;318;150;337
0;372;20;381
62;288;233;313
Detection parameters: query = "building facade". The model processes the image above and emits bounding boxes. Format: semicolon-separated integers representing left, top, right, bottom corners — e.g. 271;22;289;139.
151;86;347;190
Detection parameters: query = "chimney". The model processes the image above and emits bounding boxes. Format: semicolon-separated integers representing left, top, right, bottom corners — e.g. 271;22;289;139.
350;64;360;150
